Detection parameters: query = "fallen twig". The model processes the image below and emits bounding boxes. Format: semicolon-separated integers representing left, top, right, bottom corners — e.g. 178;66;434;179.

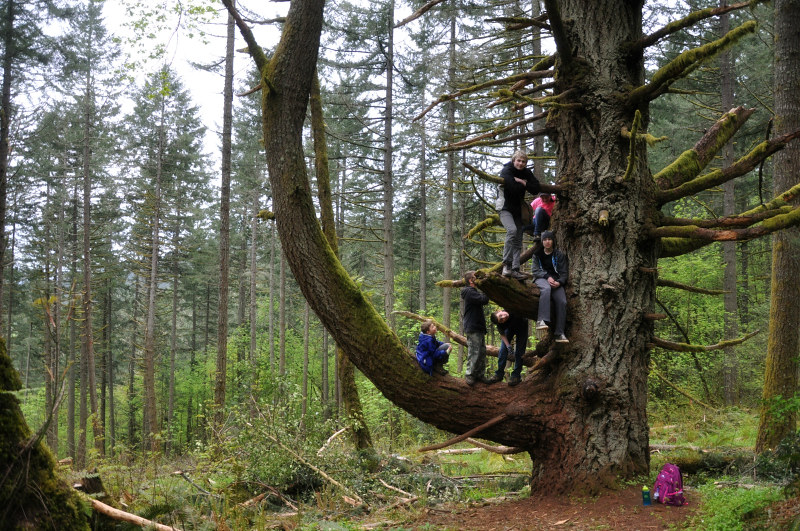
317;427;348;456
86;497;179;531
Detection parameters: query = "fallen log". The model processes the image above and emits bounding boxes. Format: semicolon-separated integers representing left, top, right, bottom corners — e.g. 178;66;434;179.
87;497;179;531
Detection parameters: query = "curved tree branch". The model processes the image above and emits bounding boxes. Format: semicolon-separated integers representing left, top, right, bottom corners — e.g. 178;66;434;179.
394;0;447;28
653;106;754;191
651;330;760;352
631;1;760;53
541;0;573;69
656;278;725;295
628;21;757;107
657;130;800;204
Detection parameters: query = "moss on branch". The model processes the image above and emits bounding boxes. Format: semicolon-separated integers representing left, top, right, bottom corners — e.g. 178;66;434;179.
628;21;757;106
654;106;755;191
651;330;760;353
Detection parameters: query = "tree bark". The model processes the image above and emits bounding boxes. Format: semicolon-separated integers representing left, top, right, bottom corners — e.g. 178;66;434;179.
756;0;800;452
382;0;396;330
214;6;236;432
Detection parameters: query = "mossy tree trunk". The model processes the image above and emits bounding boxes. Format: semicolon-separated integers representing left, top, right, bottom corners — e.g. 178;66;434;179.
756;0;800;452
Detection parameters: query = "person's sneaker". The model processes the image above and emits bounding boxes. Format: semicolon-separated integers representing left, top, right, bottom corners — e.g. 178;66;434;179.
555;334;570;343
481;375;498;385
533;233;541;242
536;320;548;330
433;364;448;376
487;373;503;384
465;375;477;385
502;265;513;277
508;374;521;386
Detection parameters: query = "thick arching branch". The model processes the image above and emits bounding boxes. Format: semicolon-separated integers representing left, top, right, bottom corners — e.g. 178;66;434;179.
628;21;757;106
658;206;793;230
631;1;759;53
657;130;800;204
650;330;760;352
653;106;754;191
652;204;800;241
221;0;269;72
419;414;510;452
541;0;573;68
487;14;550;32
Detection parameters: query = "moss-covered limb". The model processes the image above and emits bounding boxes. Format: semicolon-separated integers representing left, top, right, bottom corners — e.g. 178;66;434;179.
651;330;760;353
467;214;501;239
256;209;274;221
442;127;551;152
509;56;557;92
463;163;503;186
658;129;800;204
394;0;447;28
631;1;760;52
653;106;755;191
221;0;268;73
462;247;502;268
651;370;719;411
740;180;800;217
1;338;90;530
620;126;667;147
414;69;554;123
541;0;573;69
628;21;757;107
657;278;725;295
448;112;548;151
617;110;642;182
655;205;800;244
658;236;715;258
658;207;793;229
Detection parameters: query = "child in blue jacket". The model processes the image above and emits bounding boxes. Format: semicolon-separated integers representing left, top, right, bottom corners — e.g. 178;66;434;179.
415;319;451;376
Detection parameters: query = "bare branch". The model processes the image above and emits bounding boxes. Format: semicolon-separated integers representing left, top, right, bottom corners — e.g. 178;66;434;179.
487;14;550;32
221;0;269;73
466;437;526;454
419;413;510;452
446;112;548;151
658;206;793;230
628;21;757;106
394;0;447;28
657;278;725;295
651;370;719;411
651;330;760;352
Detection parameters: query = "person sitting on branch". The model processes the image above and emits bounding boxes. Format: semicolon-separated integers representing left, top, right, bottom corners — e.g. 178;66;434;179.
415;319;451;376
531;230;569;344
527;192;556;240
489;309;529;386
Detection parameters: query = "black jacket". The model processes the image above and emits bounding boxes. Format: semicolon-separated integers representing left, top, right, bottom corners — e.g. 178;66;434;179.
461;286;489;333
532;248;569;285
499;160;540;218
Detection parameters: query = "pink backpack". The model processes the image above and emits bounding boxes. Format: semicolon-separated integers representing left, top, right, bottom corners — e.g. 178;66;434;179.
652;463;686;506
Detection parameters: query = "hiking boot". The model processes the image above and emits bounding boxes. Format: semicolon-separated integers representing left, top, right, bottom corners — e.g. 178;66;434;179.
433;363;448;376
465;375;477;386
487;373;503;384
508;374;522;386
510;269;529;281
481;375;499;385
555;334;570;343
536;320;548;330
502;265;513;277
533;233;541;242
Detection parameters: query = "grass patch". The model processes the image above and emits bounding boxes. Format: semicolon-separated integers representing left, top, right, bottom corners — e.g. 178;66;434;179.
684;480;783;531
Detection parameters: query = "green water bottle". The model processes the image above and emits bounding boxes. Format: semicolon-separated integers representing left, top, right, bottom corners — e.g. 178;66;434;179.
642;485;651;506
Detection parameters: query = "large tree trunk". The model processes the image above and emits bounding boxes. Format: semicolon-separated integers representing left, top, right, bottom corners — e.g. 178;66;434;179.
226;0;659;493
756;0;800;452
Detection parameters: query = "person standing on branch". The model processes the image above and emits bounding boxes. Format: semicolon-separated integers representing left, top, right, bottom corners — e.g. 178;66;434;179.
499;150;540;279
489;309;528;386
532;230;569;343
460;271;496;386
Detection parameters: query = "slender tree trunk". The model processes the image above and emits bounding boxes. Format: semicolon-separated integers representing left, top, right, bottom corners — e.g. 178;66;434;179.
756;0;800;451
0;0;15;331
106;285;114;455
214;7;235;432
302;301;309;424
269;223;276;370
143;106;164;453
279;251;286;377
168;221;180;453
127;275;139;448
68;182;79;460
720;3;739;406
418;117;427;314
249;195;259;412
442;10;456;340
382;0;396;329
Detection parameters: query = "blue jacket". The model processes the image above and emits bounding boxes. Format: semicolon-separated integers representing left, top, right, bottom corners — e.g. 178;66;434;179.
416;333;445;375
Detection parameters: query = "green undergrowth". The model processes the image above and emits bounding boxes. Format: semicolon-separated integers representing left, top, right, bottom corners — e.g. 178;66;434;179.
684;480;783;531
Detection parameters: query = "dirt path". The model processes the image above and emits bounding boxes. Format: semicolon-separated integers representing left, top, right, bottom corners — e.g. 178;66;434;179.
403;486;697;530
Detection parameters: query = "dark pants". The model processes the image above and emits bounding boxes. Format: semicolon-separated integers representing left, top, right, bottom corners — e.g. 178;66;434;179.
495;331;527;379
533;207;550;235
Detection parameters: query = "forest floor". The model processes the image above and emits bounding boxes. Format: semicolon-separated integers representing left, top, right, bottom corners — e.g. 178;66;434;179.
347;483;800;530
